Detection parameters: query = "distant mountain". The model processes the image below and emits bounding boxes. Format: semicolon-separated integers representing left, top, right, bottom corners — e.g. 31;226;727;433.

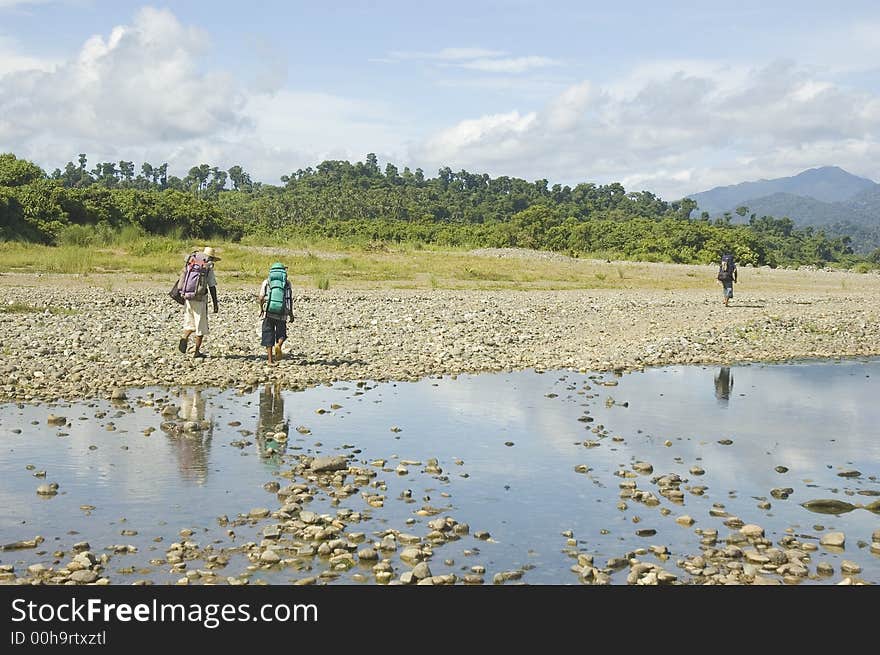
686;166;880;253
688;166;877;215
738;192;857;226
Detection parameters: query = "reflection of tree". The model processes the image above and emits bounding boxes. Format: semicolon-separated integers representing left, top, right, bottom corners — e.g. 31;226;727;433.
714;367;733;403
256;384;288;463
167;387;213;485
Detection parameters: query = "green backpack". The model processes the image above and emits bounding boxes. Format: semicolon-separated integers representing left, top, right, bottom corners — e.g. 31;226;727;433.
265;263;288;319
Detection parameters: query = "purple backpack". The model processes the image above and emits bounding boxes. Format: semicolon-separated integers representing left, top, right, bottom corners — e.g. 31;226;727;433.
180;252;209;300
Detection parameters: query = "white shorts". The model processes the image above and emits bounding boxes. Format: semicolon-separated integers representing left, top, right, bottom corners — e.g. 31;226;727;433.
183;299;209;336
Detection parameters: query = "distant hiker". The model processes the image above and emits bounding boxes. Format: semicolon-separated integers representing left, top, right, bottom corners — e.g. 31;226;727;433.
258;262;294;365
177;246;220;359
717;252;737;306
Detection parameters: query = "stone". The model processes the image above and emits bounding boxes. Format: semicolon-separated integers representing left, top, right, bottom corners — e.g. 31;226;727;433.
819;532;845;547
309;456;348;472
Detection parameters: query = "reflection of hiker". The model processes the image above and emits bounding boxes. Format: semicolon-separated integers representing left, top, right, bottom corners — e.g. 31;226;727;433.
256;383;287;459
714;367;733;402
177;246;220;359
179;387;207;421
172;388;212;484
258;262;294;365
716;252;737;307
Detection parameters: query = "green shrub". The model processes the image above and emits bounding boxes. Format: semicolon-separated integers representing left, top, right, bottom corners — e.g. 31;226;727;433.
56;224;96;247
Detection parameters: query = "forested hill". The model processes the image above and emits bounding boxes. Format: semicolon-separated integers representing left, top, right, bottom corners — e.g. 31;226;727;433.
1;152;875;269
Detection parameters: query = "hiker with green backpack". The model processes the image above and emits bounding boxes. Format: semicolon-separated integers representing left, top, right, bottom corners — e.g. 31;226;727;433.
258;262;294;365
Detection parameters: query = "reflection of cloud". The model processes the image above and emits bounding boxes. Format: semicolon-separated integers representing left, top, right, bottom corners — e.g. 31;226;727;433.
588;361;880;493
401;371;589;456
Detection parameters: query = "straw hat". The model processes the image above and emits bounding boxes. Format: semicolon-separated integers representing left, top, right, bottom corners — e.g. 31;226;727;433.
203;246;221;261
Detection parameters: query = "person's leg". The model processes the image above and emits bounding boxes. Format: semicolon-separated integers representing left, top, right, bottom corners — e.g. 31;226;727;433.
274;320;287;360
261;317;275;363
180;302;197;353
193;301;209;357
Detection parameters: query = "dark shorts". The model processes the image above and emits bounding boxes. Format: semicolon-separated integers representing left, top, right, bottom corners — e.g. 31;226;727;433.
261;316;287;347
721;280;734;298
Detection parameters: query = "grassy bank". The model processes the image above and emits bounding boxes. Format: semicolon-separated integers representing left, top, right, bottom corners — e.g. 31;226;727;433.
1;237;877;293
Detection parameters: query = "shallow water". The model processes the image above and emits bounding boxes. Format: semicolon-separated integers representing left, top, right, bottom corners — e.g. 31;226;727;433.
1;358;878;585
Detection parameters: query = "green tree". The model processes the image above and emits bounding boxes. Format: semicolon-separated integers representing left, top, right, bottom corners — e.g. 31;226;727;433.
0;153;45;186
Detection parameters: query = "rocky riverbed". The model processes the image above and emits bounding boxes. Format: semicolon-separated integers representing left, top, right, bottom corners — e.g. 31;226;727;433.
1;272;879;402
0;375;880;586
2;360;878;586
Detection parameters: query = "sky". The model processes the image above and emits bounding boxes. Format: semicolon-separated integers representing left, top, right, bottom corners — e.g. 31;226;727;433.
2;0;880;199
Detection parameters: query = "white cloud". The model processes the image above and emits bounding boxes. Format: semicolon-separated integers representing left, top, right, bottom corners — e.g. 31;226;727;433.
412;60;880;199
459;56;560;74
5;7;880;200
389;47;507;61
421;111;537;164
228;90;409;180
0;0;53;7
0;6;242;155
384;47;559;74
0;36;59;74
546;81;592;131
0;6;411;181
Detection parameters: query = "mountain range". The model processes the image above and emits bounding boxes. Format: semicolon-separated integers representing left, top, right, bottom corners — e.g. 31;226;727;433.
686;166;880;253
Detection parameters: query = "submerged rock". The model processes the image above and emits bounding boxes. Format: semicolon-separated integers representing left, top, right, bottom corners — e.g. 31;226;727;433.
801;499;857;515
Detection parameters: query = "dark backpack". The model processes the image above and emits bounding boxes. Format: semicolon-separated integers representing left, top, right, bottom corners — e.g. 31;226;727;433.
180;251;210;300
717;253;735;281
265;263;288;319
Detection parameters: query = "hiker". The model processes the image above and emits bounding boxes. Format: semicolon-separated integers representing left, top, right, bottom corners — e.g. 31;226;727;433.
258;262;294;365
177;246;220;359
717;252;737;306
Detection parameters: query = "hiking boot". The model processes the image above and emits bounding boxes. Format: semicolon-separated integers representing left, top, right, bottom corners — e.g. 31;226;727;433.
193;352;207;359
178;338;188;354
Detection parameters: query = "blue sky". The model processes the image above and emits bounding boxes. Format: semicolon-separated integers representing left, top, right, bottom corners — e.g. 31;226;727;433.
2;0;880;198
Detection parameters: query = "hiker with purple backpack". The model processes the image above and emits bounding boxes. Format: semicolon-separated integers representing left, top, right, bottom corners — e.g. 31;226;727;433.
174;246;220;358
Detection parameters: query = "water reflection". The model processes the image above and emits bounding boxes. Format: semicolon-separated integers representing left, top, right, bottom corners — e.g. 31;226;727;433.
2;360;879;585
256;383;288;462
714;367;733;403
165;387;213;485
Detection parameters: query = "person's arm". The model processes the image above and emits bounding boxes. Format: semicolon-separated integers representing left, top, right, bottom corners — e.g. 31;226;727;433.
286;282;294;321
209;285;218;313
258;280;267;316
